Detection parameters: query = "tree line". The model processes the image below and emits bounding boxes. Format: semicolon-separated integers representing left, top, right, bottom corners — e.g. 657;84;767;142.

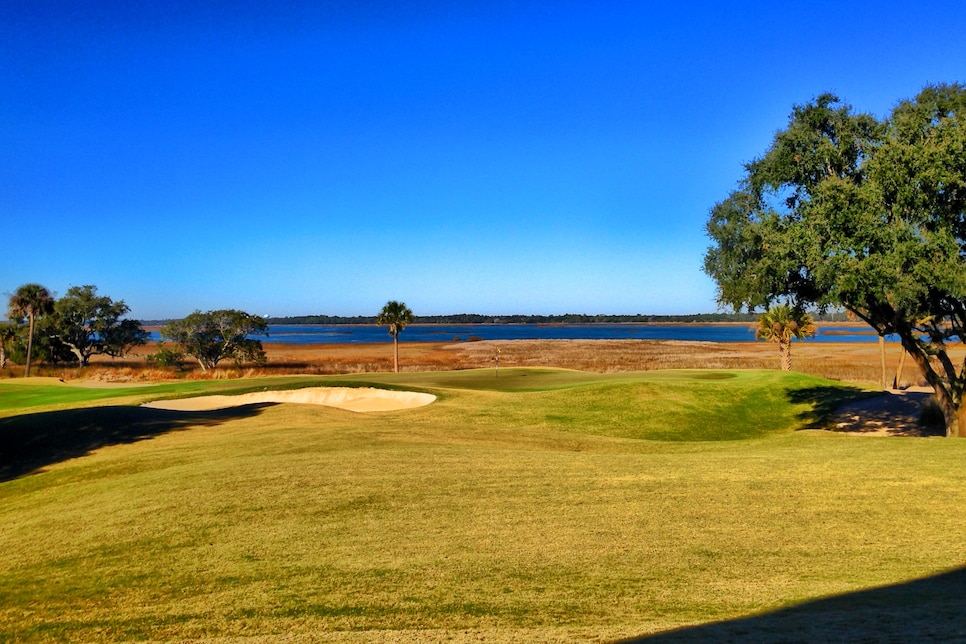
2;284;274;375
3;280;851;379
3;284;149;375
3;286;419;375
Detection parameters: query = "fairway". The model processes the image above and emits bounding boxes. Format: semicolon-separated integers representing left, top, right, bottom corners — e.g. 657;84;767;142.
2;369;966;641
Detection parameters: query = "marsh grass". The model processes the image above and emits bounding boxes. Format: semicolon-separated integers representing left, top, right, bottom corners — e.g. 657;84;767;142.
4;336;943;389
3;370;966;641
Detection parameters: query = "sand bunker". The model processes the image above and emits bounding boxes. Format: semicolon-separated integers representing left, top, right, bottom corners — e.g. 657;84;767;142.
141;387;436;413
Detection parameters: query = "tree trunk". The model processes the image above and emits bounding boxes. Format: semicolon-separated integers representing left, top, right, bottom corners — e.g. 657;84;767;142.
879;335;886;390
392;334;399;373
24;314;35;377
957;404;966;439
0;343;6;369
899;334;963;437
936;394;965;438
893;349;907;390
779;339;791;371
65;343;87;367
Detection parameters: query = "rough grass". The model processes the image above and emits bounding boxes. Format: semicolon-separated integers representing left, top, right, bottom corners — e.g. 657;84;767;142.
2;369;966;642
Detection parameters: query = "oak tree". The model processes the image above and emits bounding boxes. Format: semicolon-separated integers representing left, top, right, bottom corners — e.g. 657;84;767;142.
52;285;149;366
704;83;966;436
162;309;267;371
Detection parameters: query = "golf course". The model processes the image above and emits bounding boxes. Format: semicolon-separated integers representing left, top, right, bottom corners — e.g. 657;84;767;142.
3;365;966;642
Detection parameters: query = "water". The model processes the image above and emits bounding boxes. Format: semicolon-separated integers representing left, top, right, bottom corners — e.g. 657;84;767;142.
146;323;897;344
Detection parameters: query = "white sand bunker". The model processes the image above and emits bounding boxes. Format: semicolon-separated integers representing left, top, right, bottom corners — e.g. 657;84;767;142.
141;387;436;413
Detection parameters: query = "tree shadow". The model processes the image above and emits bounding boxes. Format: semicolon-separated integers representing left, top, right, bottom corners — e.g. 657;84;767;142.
786;385;883;430
787;385;946;436
0;403;276;482
618;565;966;642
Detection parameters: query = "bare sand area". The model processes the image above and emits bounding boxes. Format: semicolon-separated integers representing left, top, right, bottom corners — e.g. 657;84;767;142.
141;387;436;413
827;387;940;437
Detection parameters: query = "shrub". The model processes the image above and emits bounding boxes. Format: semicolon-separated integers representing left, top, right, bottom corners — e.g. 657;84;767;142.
146;342;185;370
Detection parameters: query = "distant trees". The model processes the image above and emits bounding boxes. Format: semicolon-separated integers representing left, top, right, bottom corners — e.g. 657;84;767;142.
51;285;149;366
753;305;816;371
161;309;267;371
4;283;148;372
7;283;55;376
377;300;413;373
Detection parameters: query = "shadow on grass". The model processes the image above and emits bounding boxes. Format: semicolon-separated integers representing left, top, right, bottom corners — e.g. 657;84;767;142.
619;565;966;642
785;385;879;430
0;403;275;482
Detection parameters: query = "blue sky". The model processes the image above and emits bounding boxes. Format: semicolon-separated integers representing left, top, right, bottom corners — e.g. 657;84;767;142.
3;1;964;320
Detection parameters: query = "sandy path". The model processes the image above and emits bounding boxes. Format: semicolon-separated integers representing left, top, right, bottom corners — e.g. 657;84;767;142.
141;387;436;413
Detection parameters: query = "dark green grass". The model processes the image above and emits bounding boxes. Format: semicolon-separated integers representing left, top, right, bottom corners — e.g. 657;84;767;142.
0;377;324;413
0;382;163;411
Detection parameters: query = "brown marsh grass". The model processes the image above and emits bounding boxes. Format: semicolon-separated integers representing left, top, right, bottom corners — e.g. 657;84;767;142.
3;336;955;390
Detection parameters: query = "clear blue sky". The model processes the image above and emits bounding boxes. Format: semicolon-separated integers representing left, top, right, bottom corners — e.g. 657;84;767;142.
3;1;964;320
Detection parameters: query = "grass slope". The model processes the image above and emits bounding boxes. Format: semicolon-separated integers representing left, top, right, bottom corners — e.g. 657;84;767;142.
1;369;965;642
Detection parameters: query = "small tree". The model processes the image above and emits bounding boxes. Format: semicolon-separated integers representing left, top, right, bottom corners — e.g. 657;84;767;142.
162;309;267;371
753;305;816;371
51;285;149;366
376;300;414;373
146;341;185;369
7;283;54;376
0;321;20;369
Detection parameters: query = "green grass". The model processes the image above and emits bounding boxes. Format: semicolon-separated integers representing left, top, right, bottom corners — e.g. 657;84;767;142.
0;376;372;414
1;369;964;642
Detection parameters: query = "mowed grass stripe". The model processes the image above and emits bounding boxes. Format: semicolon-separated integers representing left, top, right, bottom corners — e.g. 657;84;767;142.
2;370;964;642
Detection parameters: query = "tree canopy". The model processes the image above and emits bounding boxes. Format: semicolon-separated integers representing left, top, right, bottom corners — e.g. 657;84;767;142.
162;309;268;371
704;83;966;435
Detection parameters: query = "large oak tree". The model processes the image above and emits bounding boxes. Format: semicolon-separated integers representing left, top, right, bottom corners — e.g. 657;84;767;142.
52;285;149;366
704;83;966;436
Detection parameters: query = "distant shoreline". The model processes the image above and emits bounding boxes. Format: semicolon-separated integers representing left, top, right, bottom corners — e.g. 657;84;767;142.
143;321;870;331
141;321;880;345
143;318;862;329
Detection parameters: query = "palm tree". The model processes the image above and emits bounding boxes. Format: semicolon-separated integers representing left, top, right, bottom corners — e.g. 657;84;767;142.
8;283;55;377
754;305;816;371
376;300;414;373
